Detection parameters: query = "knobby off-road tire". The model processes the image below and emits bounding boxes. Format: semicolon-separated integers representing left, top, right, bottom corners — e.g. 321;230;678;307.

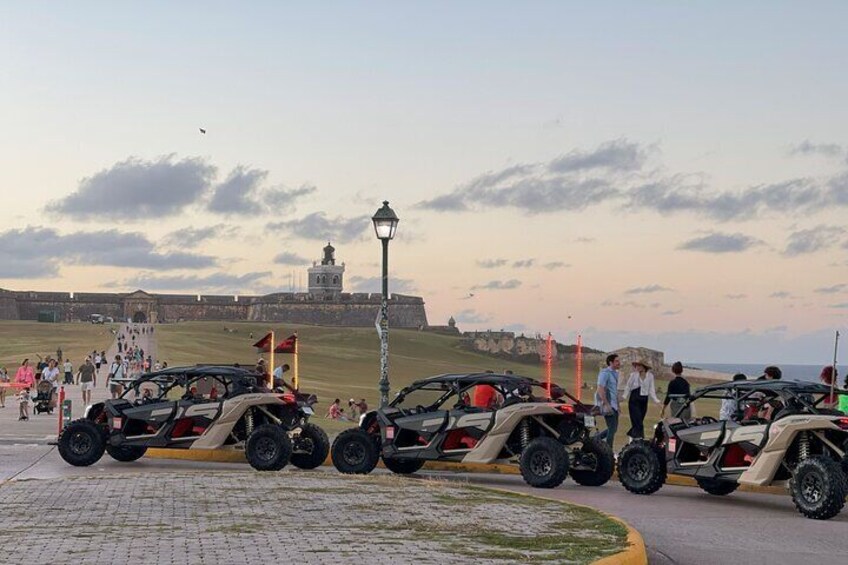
519;437;570;488
246;424;292;471
290;423;330;470
618;440;666;495
569;438;615;487
58;419;106;467
383;457;425;475
106;445;147;462
790;456;846;520
696;478;739;496
331;428;380;474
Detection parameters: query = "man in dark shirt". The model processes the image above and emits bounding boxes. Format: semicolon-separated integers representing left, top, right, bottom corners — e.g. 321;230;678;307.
662;361;691;419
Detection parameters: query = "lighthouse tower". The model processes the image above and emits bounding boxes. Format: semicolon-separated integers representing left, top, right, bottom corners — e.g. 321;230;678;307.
307;242;345;297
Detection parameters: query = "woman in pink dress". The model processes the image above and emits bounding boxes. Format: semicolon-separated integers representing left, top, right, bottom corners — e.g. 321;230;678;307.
14;359;35;389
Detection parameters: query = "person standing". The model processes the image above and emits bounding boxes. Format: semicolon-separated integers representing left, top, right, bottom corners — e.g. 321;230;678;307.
63;358;73;385
662;362;691;419
77;357;96;405
108;355;125;399
94;352;102;373
14;359;35;390
595;354;622;449
623;360;660;440
43;359;60;391
0;367;9;408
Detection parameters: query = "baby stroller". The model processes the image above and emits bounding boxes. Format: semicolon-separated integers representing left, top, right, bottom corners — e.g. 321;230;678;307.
33;380;55;415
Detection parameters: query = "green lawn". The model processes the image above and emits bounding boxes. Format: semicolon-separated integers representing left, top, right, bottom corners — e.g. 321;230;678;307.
0;321;118;371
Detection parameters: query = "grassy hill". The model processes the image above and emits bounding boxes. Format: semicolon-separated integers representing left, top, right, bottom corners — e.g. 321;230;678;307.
0;321;118;370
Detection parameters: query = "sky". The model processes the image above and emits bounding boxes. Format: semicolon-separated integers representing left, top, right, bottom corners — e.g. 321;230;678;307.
0;1;846;364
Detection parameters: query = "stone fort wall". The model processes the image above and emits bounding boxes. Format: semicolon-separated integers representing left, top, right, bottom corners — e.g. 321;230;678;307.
0;289;429;328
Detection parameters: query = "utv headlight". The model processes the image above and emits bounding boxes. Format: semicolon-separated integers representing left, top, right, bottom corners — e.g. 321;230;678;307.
359;414;367;426
83;404;93;418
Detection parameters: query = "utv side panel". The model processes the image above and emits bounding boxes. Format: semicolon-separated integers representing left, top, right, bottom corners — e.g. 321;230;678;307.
462;403;561;464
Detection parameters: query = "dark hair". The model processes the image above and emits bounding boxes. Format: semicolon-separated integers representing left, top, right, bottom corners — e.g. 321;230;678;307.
334;398;340;403
764;366;782;380
21;358;29;366
732;373;747;382
671;361;683;375
605;354;619;366
282;364;290;370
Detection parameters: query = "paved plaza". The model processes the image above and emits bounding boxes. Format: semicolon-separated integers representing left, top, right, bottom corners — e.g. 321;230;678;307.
0;467;623;565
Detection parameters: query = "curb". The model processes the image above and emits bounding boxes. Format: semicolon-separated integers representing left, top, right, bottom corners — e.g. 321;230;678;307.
145;448;788;495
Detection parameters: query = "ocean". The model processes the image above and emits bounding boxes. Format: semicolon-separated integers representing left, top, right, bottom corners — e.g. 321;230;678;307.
695;363;831;383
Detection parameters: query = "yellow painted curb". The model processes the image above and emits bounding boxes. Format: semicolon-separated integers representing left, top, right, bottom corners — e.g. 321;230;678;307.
145;448;788;496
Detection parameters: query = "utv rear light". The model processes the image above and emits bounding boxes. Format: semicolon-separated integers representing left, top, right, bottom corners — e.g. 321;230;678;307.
278;393;296;404
558;404;575;414
836;418;848;430
385;426;395;440
112;417;123;429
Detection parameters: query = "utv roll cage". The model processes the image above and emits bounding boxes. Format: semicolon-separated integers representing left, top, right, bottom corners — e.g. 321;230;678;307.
676;380;846;421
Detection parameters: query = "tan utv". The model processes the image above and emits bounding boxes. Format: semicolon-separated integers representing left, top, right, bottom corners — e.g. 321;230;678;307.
618;380;848;520
58;366;329;471
331;373;614;489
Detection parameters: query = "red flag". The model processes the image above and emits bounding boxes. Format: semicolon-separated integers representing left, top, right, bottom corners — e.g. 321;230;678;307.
274;334;298;354
253;332;273;352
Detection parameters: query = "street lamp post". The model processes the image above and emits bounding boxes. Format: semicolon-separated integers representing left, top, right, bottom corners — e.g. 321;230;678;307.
372;201;399;407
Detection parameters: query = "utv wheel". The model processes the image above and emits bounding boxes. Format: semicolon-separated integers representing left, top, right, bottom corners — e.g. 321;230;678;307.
383;457;425;475
618;440;665;495
106;445;147;462
696;478;738;496
58;419;106;467
290;423;330;470
569;438;615;487
790;456;846;520
246;424;292;471
519;437;570;488
331;428;379;475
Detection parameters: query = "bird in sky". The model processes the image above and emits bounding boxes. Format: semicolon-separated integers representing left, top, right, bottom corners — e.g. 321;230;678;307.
199;128;206;134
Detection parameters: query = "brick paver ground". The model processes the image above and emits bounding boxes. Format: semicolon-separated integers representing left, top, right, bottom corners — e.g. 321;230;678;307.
0;470;623;564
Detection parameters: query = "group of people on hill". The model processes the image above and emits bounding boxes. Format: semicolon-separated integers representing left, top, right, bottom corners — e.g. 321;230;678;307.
593;353;848;450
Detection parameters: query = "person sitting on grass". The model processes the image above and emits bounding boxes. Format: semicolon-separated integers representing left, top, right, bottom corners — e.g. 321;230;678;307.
326;398;342;419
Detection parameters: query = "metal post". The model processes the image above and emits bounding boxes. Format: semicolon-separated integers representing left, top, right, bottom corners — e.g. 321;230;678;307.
576;334;583;402
379;238;390;407
831;330;840;403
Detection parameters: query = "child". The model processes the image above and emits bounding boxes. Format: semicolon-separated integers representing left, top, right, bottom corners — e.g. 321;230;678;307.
0;367;9;408
18;387;31;421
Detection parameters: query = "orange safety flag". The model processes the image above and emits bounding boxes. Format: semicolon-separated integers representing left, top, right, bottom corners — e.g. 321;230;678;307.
274;334;298;354
252;332;273;352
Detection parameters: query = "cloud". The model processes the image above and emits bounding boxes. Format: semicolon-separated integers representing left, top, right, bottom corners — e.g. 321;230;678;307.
207;167;316;216
543;261;570;270
48;155;216;219
815;283;847;294
678;232;763;253
477;259;508;269
769;291;796;299
471;279;522;290
267;212;370;243
829;303;848;309
161;225;234;248
789;140;844;159
273;252;309;265
420;139;848;221
662;310;683;316
512;259;535;268
0;227;215;278
725;293;748;300
347;275;417;294
574;237;596;243
115;271;272;293
625;284;673;295
600;300;659;309
417;139;639;213
782;225;845;256
453;309;492;324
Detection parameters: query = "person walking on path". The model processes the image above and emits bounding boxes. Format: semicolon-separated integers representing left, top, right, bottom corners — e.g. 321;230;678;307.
14;359;35;390
63;358;73;385
77;357;96;405
0;367;9;408
661;361;692;419
623;359;660;440
108;355;125;399
94;352;102;373
595;354;621;449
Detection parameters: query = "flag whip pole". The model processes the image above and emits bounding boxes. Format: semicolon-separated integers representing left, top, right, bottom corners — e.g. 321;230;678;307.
832;330;840;403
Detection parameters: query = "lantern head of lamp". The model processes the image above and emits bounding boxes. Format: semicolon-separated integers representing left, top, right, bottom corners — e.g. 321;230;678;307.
372;201;399;241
